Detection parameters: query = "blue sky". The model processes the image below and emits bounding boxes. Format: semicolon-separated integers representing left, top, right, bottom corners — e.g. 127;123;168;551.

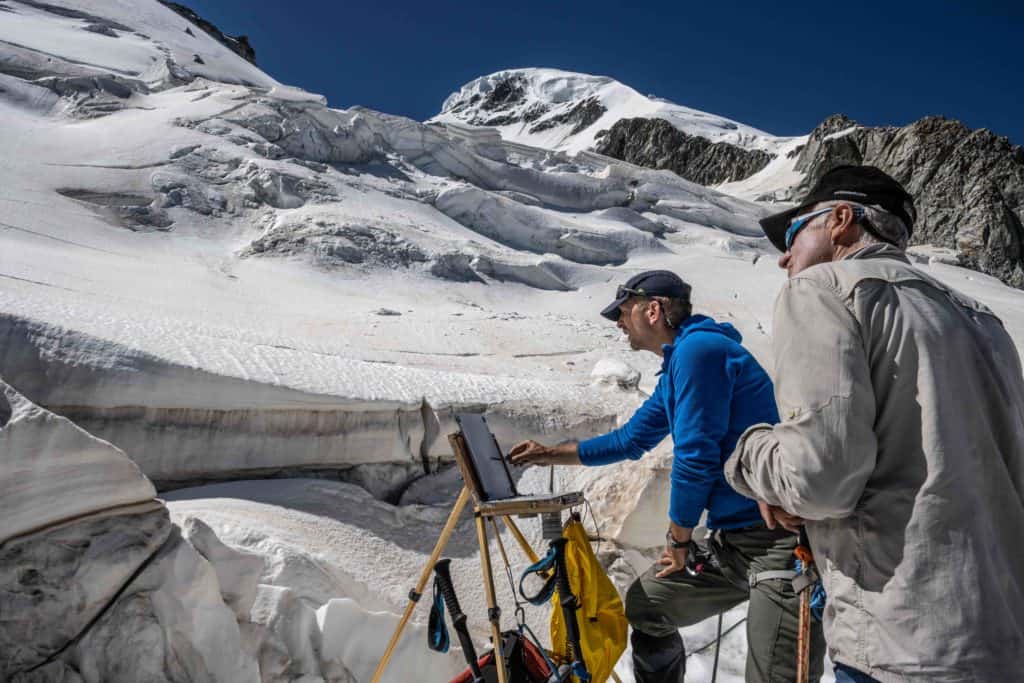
187;0;1023;143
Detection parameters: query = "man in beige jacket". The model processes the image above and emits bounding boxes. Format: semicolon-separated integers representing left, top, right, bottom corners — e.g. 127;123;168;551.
725;165;1024;682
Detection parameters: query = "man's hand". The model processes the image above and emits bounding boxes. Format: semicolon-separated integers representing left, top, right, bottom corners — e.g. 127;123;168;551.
758;500;805;533
656;522;692;578
508;440;582;467
656;544;688;578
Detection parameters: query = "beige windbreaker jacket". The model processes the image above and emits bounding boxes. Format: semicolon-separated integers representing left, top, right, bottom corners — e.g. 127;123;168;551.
725;244;1024;682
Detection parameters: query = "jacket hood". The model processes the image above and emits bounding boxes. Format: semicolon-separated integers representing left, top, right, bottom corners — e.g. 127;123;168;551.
659;315;742;374
677;314;743;344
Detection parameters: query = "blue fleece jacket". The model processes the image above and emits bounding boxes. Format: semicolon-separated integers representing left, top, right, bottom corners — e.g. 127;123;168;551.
579;315;777;529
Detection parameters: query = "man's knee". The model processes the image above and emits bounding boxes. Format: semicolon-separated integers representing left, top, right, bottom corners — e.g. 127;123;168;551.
624;574;655;627
624;573;675;636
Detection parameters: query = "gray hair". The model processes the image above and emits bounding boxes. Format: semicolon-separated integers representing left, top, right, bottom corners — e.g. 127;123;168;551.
808;200;910;250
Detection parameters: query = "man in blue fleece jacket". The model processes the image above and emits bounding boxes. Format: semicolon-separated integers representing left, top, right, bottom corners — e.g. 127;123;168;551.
510;270;824;682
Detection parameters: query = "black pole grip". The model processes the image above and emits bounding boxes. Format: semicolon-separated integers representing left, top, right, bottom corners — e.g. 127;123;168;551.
550;538;589;678
434;559;484;682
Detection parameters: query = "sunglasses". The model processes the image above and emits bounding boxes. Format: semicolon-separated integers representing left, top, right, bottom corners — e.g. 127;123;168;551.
784;206;867;250
616;285;648;300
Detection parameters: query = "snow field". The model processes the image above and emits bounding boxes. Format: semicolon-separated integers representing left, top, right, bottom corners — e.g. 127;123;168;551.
0;3;1020;680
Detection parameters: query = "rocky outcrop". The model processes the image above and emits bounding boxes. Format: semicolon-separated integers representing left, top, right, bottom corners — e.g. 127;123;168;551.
159;1;257;65
794;114;1024;289
595;117;773;185
443;73;530;127
530;96;607;135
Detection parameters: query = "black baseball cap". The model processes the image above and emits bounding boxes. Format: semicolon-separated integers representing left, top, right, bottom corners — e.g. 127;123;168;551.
600;270;692;321
759;165;917;252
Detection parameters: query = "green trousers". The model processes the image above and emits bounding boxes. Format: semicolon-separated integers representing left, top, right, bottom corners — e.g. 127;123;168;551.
626;525;826;683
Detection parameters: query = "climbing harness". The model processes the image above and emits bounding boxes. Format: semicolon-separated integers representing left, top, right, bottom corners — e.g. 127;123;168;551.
794;559;826;621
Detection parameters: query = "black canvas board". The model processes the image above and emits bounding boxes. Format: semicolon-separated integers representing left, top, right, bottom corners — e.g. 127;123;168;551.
454;413;518;501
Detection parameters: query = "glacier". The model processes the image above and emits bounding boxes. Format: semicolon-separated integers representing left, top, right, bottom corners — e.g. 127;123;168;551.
2;2;1023;682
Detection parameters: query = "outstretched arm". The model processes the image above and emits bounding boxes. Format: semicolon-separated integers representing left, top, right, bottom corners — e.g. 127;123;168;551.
511;386;672;468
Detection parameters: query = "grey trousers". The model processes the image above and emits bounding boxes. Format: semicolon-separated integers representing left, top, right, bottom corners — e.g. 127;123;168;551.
625;525;826;683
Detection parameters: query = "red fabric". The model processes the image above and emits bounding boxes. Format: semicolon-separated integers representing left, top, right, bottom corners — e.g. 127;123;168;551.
521;638;554;680
450;653;493;683
448;632;555;683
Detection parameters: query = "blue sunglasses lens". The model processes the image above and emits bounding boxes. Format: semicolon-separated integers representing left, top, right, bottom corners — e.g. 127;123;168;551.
784;215;812;250
784;208;836;250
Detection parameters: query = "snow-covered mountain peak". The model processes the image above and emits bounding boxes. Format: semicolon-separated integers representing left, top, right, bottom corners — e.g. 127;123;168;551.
432;67;789;155
0;0;317;101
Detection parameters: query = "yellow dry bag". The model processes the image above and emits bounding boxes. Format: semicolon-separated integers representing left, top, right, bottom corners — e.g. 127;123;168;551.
549;518;627;683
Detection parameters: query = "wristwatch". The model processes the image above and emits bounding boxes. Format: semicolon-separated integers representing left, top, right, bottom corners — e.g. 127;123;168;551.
665;530;688;549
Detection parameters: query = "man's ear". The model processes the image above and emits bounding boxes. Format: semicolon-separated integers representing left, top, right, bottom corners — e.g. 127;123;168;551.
829;203;861;246
645;299;663;324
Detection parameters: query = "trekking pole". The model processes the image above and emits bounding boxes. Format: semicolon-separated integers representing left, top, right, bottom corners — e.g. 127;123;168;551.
433;558;485;683
550;537;590;681
794;528;814;683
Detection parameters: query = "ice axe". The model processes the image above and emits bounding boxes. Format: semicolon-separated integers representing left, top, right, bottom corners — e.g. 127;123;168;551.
792;527;817;683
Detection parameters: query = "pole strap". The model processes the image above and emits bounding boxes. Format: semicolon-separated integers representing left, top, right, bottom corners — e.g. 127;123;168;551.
518;546;558;606
427;575;450;653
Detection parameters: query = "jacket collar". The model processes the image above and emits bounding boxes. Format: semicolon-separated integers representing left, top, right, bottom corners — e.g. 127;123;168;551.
845;243;911;265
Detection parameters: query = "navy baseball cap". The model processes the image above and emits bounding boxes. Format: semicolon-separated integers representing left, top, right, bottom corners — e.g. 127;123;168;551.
600;270;692;321
760;165;917;252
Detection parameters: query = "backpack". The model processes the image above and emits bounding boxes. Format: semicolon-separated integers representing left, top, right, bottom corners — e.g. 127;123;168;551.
450;630;563;683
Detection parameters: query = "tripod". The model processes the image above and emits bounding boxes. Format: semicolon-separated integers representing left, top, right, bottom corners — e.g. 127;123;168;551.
371;433;584;683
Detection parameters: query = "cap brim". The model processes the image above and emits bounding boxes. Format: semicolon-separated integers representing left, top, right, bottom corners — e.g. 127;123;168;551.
759;205;803;253
600;295;628;321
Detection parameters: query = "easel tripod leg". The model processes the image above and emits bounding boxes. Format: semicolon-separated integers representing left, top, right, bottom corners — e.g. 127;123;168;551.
371;486;471;683
476;513;508;683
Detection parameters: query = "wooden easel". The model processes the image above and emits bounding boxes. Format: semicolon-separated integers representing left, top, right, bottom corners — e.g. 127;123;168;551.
370;433;583;683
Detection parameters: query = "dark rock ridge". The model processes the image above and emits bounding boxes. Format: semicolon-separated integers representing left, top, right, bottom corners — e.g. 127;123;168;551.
480;74;526;111
595;117;773;186
447;74;532;127
795;114;1024;289
158;1;257;65
530;96;606;135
